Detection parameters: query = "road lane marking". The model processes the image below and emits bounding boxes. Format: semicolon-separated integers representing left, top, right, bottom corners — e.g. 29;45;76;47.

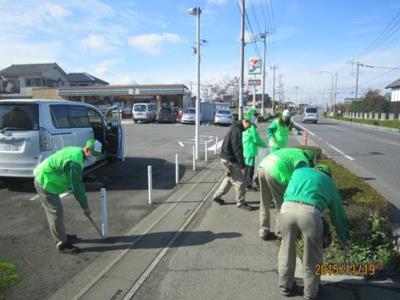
293;122;316;136
178;141;184;147
208;140;223;151
326;143;355;161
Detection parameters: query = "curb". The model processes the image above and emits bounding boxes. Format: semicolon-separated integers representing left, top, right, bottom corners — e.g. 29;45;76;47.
328;117;400;134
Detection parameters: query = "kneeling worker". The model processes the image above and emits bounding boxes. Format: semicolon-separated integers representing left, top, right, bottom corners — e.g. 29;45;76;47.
34;139;102;254
278;164;349;300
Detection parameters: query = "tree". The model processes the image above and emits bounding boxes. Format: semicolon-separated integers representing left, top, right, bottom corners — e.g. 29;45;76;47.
362;89;390;113
207;76;239;101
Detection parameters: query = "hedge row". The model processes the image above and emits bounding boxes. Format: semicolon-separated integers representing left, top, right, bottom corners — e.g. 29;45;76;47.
334;116;400;130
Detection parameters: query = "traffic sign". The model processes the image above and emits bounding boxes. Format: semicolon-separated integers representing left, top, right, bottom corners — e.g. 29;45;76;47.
248;79;261;86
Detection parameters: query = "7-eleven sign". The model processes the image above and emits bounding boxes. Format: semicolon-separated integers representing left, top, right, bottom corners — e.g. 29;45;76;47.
248;57;262;75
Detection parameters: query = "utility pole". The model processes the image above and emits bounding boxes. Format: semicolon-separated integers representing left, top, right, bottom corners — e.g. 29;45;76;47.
334;72;338;113
271;65;277;112
239;0;245;120
355;61;360;102
261;29;267;116
279;74;283;108
294;86;299;105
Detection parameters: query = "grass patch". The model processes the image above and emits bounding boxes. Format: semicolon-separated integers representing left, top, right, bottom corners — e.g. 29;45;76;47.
296;147;400;279
334;116;400;130
0;261;21;292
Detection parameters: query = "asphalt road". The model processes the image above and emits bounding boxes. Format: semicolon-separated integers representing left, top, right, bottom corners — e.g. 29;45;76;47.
293;116;400;221
0;121;229;300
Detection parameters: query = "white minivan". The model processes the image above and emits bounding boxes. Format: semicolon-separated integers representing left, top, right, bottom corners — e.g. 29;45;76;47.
132;103;156;123
303;106;319;124
0;99;124;178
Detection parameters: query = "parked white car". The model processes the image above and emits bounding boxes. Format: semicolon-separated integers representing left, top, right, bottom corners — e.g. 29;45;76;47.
214;109;233;126
0;99;124;178
181;107;202;124
132;103;156;123
303;106;319;123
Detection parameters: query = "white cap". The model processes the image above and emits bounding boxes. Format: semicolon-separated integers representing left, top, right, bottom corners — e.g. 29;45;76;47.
282;109;290;117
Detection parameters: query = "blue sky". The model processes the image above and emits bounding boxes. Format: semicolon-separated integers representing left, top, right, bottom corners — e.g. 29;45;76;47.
1;0;400;104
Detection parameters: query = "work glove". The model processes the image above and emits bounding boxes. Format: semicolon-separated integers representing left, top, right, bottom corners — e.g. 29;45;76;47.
83;208;91;217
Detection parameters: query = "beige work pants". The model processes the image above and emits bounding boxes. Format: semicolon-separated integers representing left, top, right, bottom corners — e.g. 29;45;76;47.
214;160;246;206
278;201;323;299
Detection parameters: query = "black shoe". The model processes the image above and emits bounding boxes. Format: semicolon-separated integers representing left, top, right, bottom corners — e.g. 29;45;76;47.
67;234;81;244
213;197;225;205
279;282;298;297
237;203;255;211
260;231;277;241
57;241;81;254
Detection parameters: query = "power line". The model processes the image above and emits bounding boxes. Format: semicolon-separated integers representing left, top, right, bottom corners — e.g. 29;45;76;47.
357;10;400;58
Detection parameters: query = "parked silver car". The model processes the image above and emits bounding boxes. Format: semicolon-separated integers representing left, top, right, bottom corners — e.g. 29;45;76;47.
132;103;156;123
214;109;233;126
0;99;124;178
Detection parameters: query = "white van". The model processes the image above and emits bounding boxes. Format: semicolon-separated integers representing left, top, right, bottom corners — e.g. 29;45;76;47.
303;106;319;124
0;99;124;178
132;103;156;123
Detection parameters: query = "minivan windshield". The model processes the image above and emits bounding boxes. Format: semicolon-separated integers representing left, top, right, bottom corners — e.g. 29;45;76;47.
160;107;172;113
218;110;231;115
306;107;317;114
0;103;39;131
134;105;147;112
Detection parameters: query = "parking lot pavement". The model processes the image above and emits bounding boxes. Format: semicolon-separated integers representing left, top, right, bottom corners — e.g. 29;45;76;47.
0;122;229;300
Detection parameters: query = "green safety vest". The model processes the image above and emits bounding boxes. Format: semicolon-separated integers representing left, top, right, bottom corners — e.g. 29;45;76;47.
268;119;290;150
34;147;85;194
242;125;266;158
258;148;309;185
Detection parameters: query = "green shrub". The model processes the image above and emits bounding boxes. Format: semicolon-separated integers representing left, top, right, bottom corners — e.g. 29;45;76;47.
0;261;21;292
294;155;399;277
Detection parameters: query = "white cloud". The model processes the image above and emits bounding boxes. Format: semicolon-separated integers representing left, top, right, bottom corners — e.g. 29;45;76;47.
81;34;110;52
128;33;182;55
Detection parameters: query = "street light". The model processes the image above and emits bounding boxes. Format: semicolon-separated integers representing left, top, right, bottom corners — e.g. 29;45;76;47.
187;7;201;160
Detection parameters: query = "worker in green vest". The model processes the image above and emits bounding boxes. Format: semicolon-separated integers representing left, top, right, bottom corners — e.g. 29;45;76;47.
34;139;102;254
257;148;316;240
278;164;349;300
267;109;293;153
242;108;267;190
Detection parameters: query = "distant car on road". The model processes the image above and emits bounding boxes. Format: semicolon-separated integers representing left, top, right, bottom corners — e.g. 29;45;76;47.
214;109;233;126
181;107;202;124
0;99;124;178
132;103;156;123
157;106;176;123
303;106;318;124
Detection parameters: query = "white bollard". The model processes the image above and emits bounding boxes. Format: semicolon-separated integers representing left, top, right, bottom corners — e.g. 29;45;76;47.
148;165;152;204
175;154;179;184
214;136;218;155
204;141;208;162
192;146;196;171
100;188;108;239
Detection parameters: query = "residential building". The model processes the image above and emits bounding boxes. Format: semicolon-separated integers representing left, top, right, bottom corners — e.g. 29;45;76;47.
386;78;400;102
68;72;109;87
0;63;69;97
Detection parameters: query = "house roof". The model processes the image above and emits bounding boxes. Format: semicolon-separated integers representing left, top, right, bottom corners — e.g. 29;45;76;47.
0;63;68;78
67;72;109;85
386;78;400;89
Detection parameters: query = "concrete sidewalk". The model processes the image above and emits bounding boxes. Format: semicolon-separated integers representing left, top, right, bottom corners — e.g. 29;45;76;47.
131;180;400;300
49;133;400;300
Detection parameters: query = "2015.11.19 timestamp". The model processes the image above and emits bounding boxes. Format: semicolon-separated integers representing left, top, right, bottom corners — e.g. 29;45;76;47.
315;263;376;276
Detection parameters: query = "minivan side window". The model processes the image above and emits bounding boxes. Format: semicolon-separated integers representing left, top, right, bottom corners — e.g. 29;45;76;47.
87;108;103;125
50;105;70;128
50;105;91;128
68;105;91;128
